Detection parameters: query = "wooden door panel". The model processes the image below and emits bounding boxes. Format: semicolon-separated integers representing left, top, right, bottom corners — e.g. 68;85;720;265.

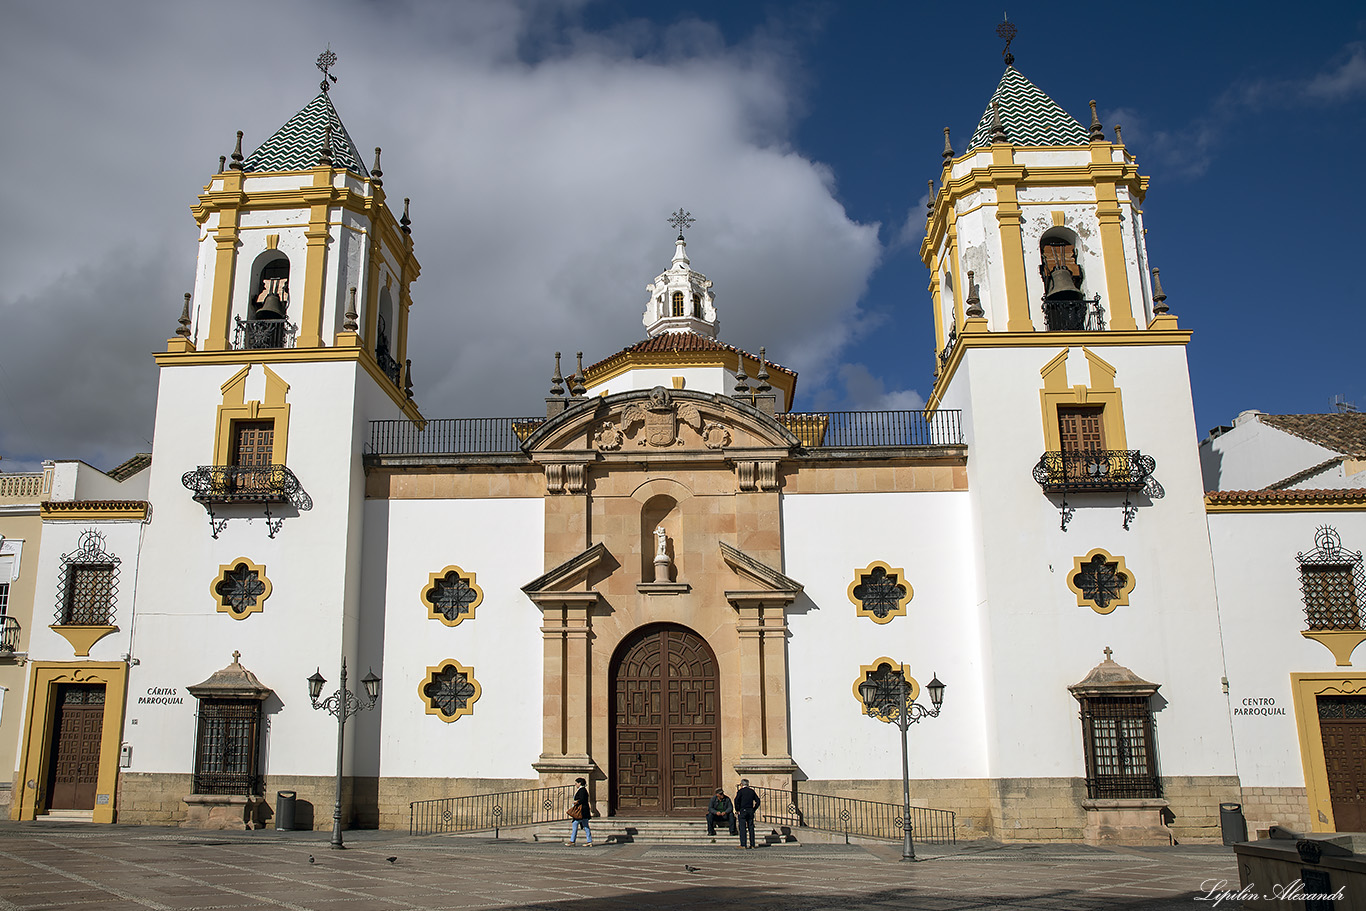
1319;696;1366;831
46;685;104;811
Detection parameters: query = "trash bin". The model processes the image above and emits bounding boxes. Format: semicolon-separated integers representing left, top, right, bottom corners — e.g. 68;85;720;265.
1219;802;1247;845
276;790;297;831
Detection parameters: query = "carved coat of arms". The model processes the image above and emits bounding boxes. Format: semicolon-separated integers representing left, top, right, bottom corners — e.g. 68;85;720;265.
622;387;703;447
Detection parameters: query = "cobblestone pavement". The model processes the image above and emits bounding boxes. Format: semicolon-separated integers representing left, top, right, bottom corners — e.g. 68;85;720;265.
0;824;1240;911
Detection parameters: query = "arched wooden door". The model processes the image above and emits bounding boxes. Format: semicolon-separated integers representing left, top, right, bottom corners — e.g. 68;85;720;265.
611;624;720;816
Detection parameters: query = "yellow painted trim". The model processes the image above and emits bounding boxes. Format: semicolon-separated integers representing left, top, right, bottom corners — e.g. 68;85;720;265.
1290;672;1366;832
671;376;685;389
211;557;272;620
419;659;482;723
266;234;279;250
203;170;243;352
1205;495;1366;514
1037;347;1128;452
1301;630;1366;667
49;625;119;657
1066;549;1135;614
1051;210;1065;227
158;349;425;428
40;504;149;522
298;167;333;348
213;365;291;466
852;658;919;723
1095;189;1137;330
847;561;913;625
422;565;484;628
12;661;128;822
925;328;1189;412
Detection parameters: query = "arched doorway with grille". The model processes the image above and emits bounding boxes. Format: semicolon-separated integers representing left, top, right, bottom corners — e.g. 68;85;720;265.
610;623;721;816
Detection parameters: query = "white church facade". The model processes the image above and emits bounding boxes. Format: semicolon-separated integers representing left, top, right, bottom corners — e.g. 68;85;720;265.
5;53;1366;845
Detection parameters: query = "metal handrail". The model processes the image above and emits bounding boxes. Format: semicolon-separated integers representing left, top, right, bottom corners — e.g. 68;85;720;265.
751;786;956;845
1032;450;1155;493
0;616;19;652
369;417;545;455
410;784;576;837
778;410;964;448
233;317;296;350
181;465;313;510
1042;295;1105;331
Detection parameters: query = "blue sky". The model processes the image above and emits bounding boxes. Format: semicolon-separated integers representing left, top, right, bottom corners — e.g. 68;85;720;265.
0;2;1363;469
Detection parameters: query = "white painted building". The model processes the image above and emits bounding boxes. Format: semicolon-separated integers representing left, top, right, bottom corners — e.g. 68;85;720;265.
9;56;1366;846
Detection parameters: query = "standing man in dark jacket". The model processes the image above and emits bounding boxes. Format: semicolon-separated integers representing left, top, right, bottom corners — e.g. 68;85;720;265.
734;779;760;848
706;788;736;837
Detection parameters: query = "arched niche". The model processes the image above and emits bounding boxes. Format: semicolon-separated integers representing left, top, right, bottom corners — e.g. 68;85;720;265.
376;287;394;357
1039;226;1086;298
248;251;290;321
641;494;680;582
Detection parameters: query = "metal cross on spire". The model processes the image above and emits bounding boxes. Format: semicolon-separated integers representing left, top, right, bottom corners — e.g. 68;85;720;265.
668;208;696;239
317;46;339;93
997;14;1017;66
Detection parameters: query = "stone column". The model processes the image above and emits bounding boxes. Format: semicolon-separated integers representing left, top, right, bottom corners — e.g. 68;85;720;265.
529;592;599;788
729;594;797;793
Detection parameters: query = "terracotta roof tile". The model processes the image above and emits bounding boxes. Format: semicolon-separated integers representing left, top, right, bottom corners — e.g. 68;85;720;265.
1205;489;1366;505
107;452;151;482
1260;413;1366;458
585;332;796;376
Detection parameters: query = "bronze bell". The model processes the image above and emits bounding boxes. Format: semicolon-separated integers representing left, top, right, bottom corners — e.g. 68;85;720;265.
1044;266;1084;300
255;291;287;321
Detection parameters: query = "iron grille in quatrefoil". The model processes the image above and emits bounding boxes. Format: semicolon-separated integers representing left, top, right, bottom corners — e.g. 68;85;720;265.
428;572;478;622
216;563;266;614
1073;554;1127;611
852;567;906;619
424;666;477;718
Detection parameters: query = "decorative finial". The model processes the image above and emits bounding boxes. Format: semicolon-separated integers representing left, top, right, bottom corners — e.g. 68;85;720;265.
570;353;587;396
667;208;696;240
1151;267;1169;315
1088;100;1104;142
1113;124;1123;144
997;15;1017;66
550;352;565;396
990;100;1008;144
218;155;226;173
964;271;983;319
756;347;771;393
942;127;954;164
1103;646;1113;661
343;287;358;331
371;147;383;188
404;359;414;399
317;46;339;94
400;198;411;235
176;293;192;338
229;131;244;170
926;179;935;214
733;359;749;395
319;121;333;166
232;649;241;664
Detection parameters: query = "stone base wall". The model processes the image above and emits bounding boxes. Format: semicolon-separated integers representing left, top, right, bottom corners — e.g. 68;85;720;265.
376;778;539;832
1160;776;1243;843
1240;786;1311;838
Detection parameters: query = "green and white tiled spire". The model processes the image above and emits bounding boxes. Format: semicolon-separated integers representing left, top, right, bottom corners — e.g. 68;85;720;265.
966;67;1089;151
241;92;369;176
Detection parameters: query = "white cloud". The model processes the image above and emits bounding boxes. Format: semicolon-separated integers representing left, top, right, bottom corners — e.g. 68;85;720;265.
835;364;925;412
0;1;882;465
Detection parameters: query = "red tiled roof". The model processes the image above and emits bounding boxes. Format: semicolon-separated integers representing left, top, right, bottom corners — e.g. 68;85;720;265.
1260;413;1366;458
585;332;796;377
1205;488;1366;505
107;452;151;482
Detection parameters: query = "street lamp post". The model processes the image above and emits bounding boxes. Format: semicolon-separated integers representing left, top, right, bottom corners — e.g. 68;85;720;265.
858;665;945;862
308;658;381;850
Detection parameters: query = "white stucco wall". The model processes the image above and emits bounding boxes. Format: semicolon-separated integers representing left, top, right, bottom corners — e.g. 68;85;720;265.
1201;415;1340;492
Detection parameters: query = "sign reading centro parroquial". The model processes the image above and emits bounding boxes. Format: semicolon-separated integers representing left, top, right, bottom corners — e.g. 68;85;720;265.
1233;697;1287;717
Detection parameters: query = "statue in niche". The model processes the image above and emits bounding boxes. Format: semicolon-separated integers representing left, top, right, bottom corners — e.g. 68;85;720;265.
653;525;672;582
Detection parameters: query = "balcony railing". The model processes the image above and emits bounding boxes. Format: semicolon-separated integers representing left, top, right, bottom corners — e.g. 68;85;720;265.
181;465;313;538
0;472;49;499
0;616;20;653
369;417;545;456
1042;295;1105;332
376;347;402;385
1033;450;1163;530
778;410;963;448
410;784;575;837
233;317;296;350
938;326;959;373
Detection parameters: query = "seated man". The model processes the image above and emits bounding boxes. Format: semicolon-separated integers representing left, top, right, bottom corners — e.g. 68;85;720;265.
707;787;736;836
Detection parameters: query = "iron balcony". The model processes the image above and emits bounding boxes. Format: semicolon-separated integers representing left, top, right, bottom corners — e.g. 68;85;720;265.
1032;450;1156;493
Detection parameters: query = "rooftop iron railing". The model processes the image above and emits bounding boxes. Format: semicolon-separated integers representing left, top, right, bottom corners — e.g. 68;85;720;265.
410;784;575;837
752;786;956;845
370;417;545;455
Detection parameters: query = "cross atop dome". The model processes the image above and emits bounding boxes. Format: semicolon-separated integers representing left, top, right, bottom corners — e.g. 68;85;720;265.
642;212;719;339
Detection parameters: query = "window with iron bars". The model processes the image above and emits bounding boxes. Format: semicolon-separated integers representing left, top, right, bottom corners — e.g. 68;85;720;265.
1078;696;1161;799
1297;527;1365;631
62;565;115;625
0;581;8;617
193;699;263;795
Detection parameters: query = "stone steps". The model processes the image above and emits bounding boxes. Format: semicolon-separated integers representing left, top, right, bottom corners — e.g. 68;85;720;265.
522;817;801;846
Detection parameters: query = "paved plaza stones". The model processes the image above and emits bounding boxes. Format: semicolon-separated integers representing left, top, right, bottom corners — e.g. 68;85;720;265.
0;824;1239;910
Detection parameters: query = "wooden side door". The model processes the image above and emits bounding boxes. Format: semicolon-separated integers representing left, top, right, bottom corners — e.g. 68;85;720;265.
1320;696;1366;831
46;684;105;811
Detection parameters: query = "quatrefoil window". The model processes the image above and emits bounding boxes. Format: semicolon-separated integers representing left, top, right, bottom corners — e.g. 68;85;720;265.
420;660;482;722
847;561;913;624
423;565;483;627
210;558;271;620
1068;549;1134;614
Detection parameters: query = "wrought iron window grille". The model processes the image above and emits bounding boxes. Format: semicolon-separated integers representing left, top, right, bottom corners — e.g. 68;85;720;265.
1032;450;1163;530
1297;526;1366;631
1078;695;1161;799
1073;554;1130;613
421;661;481;722
181;464;313;538
1041;295;1105;332
424;568;482;626
232;316;297;350
53;529;120;626
214;562;268;618
849;564;912;624
192;699;263;795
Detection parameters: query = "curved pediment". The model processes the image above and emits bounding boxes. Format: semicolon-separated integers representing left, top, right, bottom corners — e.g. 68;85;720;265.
523;387;800;455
